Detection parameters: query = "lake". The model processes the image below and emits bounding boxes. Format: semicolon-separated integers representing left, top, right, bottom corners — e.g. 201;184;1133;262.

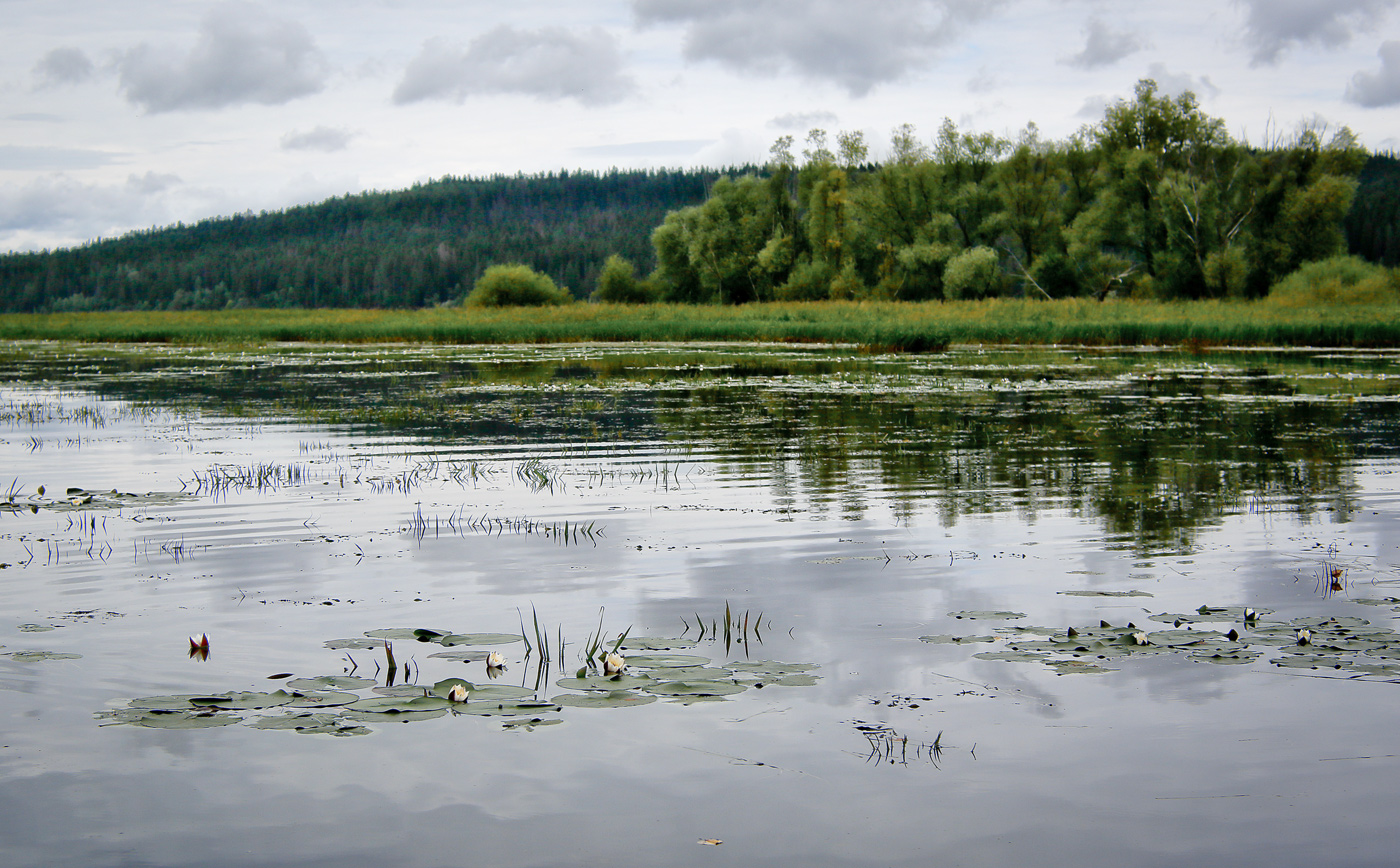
1;340;1398;868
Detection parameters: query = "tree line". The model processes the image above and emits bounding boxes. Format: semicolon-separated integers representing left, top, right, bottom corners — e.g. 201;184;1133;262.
0;168;728;313
0;79;1396;313
643;80;1383;305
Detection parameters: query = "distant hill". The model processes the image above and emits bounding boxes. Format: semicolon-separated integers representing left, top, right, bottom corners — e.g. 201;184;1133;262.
0;168;740;313
0;153;1395;314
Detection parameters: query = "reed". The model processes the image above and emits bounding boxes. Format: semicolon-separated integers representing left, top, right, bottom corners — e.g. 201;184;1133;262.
4;298;1399;349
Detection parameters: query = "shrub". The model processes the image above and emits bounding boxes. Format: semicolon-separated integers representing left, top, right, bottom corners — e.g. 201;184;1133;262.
1267;255;1399;307
774;259;833;301
464;264;573;307
943;247;1006;300
591;255;657;304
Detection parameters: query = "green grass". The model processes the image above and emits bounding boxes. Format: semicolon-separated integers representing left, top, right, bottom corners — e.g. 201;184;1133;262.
2;299;1399;349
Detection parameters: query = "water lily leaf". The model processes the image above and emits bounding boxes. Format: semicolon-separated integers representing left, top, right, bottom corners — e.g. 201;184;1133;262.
287;675;375;691
501;717;563;730
551;691;658;708
920;634;995;644
769;673;821;687
1144;629;1228;646
6;650;81;661
372;685;434;697
1352;597;1400;607
248;712;346;731
426;649;492;661
284;690;359;708
17;623;56;632
973;650;1045;662
642;666;731;680
1191;649;1263;664
126;710;240;729
726;661;819;676
189;691;296;710
126;694;208;710
1046;660;1116;674
364;628;448;641
451;700;561;717
1273;654;1347;670
623;653;712;668
436;633;524;646
620;637;698;651
949;611;1026;620
1058;590;1153;597
342;707;448;723
467;685;538;701
554;674;655;692
643;680;746;697
323;638;382;650
346;695;452;714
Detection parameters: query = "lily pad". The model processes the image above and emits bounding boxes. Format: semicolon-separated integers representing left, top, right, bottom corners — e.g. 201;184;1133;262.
1058;590;1153;598
726;661;820;676
425;649;493;661
620;637;698;651
106;709;240;729
920;634;995;644
346;695;452;714
1046;659;1117;674
284;690;359;708
364;628;448;641
973;650;1046;662
436;633;524;646
188;691;296;710
643;680;747;697
949;611;1026;620
450;700;562;717
551;691;658;708
287;675;376;691
323;638;382;650
554;674;656;692
501;717;563;730
6;650;81;661
623;653;712;668
17;623;56;632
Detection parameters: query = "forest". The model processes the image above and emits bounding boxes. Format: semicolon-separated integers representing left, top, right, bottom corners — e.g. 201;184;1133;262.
0;78;1396;313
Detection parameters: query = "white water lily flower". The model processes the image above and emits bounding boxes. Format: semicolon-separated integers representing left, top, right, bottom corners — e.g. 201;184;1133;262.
1296;628;1312;646
1130;631;1149;646
447;683;468;703
486;651;506;669
603;652;626;674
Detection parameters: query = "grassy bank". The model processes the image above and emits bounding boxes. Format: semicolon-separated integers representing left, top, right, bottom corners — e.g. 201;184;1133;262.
1;299;1398;350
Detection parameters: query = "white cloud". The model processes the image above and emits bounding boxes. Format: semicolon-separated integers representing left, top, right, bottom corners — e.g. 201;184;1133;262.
0;146;120;171
1238;0;1397;65
1062;19;1145;70
0;172;181;246
392;26;634;106
281;126;354;152
116;2;328;112
767;111;840;130
1347;40;1400;106
32;47;95;88
1145;63;1220;100
632;0;1006;96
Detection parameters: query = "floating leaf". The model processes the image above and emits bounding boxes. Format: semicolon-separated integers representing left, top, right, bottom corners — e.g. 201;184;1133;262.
437;632;524;647
345;696;452;714
188;691;296;710
285;690;360;708
623;653;712;668
620;637;698;651
551;691;658;708
7;650;81;662
1058;590;1154;598
502;717;563;730
323;638;382;650
919;634;995;644
287;675;375;691
17;624;56;632
364;628;448;641
643;680;746;697
554;674;655;692
973;650;1045;662
726;661;819;676
949;611;1026;620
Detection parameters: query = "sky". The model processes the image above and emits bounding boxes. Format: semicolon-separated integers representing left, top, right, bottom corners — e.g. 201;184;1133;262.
1;0;1397;253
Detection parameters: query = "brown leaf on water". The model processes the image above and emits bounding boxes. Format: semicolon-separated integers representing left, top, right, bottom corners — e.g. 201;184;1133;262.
698;839;723;846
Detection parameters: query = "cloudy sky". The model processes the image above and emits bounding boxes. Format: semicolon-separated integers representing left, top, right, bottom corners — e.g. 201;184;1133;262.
2;0;1397;252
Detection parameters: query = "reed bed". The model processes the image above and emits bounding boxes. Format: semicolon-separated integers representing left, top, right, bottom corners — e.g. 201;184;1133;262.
2;299;1399;350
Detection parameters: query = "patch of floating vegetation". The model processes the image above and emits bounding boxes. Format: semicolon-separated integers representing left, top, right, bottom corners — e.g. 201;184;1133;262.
949;604;1400;679
97;626;821;735
0;485;194;514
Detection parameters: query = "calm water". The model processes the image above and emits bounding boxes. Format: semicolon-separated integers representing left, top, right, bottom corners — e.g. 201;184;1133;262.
1;341;1399;868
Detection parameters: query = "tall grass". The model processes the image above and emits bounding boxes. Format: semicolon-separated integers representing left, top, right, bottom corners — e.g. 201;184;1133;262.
2;298;1399;349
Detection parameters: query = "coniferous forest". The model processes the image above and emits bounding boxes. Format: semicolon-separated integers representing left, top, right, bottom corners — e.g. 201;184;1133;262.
0;80;1396;313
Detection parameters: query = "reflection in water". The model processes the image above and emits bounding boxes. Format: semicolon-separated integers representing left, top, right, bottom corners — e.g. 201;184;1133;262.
2;342;1400;868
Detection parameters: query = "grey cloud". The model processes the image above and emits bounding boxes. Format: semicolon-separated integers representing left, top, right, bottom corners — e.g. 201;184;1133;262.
0;172;179;238
633;0;1005;96
1145;63;1220;99
281;126;353;152
32;47;95;88
117;2;328;112
1063;19;1145;69
0;145;120;171
393;26;634;107
571;139;713;157
767;110;840;130
1347;40;1400;106
1239;0;1397;65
